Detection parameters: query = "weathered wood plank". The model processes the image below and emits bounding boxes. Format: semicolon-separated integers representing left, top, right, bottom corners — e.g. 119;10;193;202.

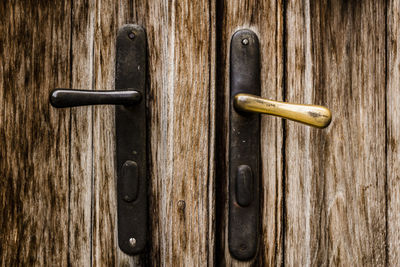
139;0;215;265
68;0;94;265
0;1;71;265
284;0;386;265
91;0;123;265
215;0;284;265
387;1;400;265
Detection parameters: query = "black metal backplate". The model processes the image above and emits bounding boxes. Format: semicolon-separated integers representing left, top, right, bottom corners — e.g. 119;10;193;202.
229;29;260;260
115;24;147;255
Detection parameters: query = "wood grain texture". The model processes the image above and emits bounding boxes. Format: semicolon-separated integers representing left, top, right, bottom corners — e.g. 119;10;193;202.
215;0;284;265
69;0;94;265
284;0;386;265
0;0;71;265
74;0;216;265
1;0;215;265
387;0;400;265
3;0;398;266
91;0;119;265
140;1;215;265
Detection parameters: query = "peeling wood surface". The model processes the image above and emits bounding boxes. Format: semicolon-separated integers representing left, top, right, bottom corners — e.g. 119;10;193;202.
1;0;400;266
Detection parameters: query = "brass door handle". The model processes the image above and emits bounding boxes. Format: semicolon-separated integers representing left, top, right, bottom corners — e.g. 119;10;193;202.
234;93;332;128
228;29;333;261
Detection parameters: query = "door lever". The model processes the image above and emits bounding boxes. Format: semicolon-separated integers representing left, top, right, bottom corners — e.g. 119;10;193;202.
49;24;148;256
234;93;331;128
50;89;142;108
228;29;332;261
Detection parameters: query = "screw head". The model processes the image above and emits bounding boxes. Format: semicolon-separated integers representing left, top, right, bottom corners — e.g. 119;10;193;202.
242;38;249;45
177;200;186;211
128;32;135;40
129;237;136;248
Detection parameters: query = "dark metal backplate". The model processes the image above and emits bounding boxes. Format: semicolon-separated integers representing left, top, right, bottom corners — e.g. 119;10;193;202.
115;24;147;255
229;29;260;261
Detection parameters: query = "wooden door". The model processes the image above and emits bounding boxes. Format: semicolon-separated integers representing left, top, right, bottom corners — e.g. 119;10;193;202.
1;0;399;266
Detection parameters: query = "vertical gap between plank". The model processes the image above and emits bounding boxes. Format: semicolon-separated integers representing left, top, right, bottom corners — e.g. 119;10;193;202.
67;0;74;265
89;1;96;264
207;0;214;264
274;0;280;264
90;14;95;267
281;0;287;265
214;0;225;263
384;0;389;265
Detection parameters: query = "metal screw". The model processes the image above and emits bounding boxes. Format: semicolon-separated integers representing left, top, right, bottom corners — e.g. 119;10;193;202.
129;237;136;248
128;32;135;40
242;38;249;45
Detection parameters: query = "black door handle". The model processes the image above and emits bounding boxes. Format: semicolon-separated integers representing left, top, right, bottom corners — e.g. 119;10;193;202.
50;89;142;108
49;24;148;256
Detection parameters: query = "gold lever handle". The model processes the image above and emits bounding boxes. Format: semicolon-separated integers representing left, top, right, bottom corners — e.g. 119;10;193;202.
234;93;332;128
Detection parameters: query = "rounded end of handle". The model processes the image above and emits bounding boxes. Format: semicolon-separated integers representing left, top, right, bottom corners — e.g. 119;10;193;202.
49;89;64;108
312;106;332;129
